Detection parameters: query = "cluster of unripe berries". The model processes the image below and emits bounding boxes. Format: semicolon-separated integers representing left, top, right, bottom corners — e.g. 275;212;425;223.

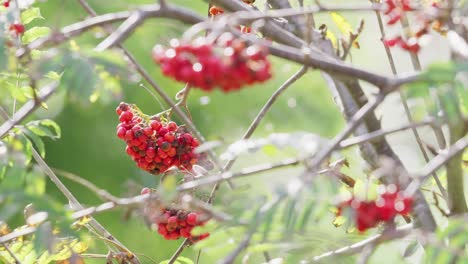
116;102;199;175
336;185;413;232
152;32;271;92
141;188;209;242
382;0;446;53
209;0;255;33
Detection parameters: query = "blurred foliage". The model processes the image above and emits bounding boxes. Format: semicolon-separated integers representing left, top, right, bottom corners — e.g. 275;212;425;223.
0;0;466;264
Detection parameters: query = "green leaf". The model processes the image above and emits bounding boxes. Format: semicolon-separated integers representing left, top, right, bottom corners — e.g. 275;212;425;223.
297;199;316;231
22;27;51;44
405;81;430;99
160;256;193;264
455;81;468;114
26;119;61;139
45;71;62;81
61;55;97;101
23;128;45;157
423;62;458;83
24;170;46;195
19;134;33;165
21;8;44;25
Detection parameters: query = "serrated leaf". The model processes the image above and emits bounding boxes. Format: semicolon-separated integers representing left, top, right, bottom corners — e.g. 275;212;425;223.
26;119;61;139
21;8;44;25
61;55;97;101
297;199;315;231
22;27;51;44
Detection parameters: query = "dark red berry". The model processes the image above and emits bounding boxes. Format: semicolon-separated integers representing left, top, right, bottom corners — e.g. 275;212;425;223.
116;102;198;175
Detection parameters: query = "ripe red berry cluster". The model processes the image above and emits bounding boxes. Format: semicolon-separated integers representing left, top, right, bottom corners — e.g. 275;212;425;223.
382;0;445;53
336;187;413;232
141;188;210;242
116;102;199;175
152;32;271;92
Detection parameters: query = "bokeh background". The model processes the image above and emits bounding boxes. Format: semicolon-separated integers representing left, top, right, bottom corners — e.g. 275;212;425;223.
7;0;460;263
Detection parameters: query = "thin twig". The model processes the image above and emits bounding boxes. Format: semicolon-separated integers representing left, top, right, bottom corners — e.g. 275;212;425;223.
0;226;37;244
312;224;413;262
75;0;226;176
1;243;23;264
373;8;447;199
339;120;439;148
31;148;141;264
406;136;468;196
52;168;121;203
168;239;190;264
207;66;308;202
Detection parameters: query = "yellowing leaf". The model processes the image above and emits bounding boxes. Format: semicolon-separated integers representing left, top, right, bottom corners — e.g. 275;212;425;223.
330;12;360;48
326;30;338;49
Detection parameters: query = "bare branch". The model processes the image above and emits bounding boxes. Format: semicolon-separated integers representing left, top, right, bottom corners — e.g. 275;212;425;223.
207;66;308;202
406;136;468;196
31;148;141;264
0;226;37;244
16;4;204;58
52;168;121;203
312;224;413;262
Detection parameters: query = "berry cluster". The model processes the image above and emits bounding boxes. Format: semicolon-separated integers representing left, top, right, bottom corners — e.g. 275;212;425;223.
152;32;271;92
116;102;199;175
141;188;209;242
382;0;446;53
2;1;25;37
336;186;413;232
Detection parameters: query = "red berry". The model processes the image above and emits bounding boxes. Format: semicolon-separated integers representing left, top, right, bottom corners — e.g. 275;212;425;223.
117;127;126;139
9;24;25;35
119;111;133;122
209;6;224;16
186;213;198;226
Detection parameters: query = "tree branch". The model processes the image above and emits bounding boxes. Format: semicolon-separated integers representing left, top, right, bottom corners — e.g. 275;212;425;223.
312;224;413;262
31;148;141;264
